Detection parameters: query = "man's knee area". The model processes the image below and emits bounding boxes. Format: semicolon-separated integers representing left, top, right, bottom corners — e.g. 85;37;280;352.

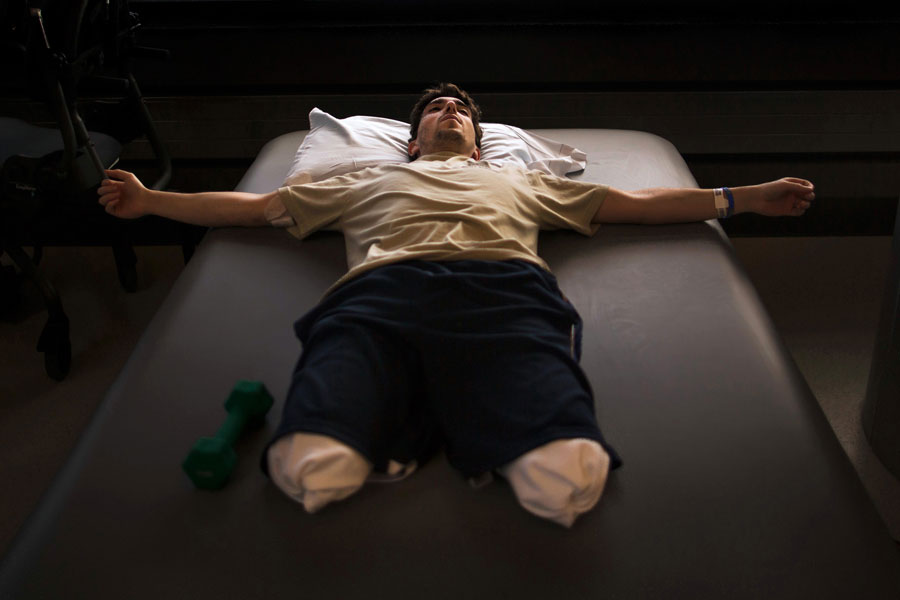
267;432;373;513
498;438;610;528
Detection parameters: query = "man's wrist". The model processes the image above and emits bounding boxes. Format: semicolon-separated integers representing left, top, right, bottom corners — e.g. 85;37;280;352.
713;187;737;218
136;188;157;217
728;185;754;216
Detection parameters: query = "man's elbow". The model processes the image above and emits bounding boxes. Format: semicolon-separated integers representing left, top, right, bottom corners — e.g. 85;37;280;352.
249;190;279;227
592;190;658;225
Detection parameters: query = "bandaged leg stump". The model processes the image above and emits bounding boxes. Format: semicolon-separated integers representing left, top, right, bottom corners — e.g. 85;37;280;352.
267;433;373;513
497;438;610;527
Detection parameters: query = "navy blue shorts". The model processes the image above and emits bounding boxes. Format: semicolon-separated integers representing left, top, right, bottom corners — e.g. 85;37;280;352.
263;260;622;479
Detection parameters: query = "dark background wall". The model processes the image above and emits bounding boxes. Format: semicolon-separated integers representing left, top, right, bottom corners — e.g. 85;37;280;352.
2;0;899;237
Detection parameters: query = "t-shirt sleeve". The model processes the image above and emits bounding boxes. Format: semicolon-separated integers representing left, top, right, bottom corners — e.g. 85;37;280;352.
524;170;608;235
276;170;369;239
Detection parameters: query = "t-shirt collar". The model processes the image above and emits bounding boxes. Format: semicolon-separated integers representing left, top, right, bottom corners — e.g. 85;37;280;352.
417;151;474;162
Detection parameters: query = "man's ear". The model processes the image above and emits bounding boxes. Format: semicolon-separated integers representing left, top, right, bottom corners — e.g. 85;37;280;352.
407;139;419;160
471;147;481;161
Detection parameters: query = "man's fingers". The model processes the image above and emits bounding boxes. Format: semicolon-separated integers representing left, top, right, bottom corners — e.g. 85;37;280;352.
784;178;813;191
103;169;142;187
779;178;815;202
104;168;132;180
794;182;815;202
798;184;815;200
790;199;811;216
783;177;813;188
98;192;118;205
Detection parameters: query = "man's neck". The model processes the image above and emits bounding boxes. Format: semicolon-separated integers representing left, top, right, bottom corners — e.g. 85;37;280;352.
415;151;473;161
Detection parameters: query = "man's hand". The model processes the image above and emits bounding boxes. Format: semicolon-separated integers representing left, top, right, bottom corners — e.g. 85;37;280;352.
97;169;152;219
594;177;816;226
99;169;276;228
744;178;815;217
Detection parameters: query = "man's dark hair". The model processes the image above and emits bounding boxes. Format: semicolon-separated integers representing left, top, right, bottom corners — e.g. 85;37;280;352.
408;82;483;152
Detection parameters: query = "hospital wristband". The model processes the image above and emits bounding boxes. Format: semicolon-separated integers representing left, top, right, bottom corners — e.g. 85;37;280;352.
714;187;735;219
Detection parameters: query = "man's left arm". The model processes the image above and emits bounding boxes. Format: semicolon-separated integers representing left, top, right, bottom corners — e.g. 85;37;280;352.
592;177;815;225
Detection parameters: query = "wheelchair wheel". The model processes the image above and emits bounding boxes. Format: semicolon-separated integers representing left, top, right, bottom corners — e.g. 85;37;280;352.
113;242;137;292
37;312;71;381
43;335;72;381
116;261;137;293
0;264;21;318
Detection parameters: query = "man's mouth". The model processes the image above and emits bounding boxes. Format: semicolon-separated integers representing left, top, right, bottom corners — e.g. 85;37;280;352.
440;115;462;124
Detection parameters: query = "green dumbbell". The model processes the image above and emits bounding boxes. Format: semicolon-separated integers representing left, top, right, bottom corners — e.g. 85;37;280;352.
182;380;274;490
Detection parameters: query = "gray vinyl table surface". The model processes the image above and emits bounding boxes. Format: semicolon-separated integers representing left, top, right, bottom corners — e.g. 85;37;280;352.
2;129;898;599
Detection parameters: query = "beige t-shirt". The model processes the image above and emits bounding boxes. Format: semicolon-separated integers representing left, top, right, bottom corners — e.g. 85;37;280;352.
272;152;607;292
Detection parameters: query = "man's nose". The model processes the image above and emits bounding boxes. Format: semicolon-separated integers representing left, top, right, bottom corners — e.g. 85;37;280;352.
444;102;458;114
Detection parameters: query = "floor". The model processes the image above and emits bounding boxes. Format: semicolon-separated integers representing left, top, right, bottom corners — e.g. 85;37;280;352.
731;236;900;544
1;236;899;561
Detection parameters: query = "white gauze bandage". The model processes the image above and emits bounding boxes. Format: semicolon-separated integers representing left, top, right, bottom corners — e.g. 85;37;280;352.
267;433;373;513
497;438;611;528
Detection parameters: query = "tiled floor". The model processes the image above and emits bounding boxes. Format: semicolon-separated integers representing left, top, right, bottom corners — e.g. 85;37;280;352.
1;236;898;561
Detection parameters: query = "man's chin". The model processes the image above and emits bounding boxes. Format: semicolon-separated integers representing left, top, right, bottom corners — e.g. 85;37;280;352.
435;129;465;144
414;129;477;157
429;130;469;153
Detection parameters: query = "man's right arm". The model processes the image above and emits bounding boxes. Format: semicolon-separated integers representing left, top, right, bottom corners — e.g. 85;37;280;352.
98;169;276;228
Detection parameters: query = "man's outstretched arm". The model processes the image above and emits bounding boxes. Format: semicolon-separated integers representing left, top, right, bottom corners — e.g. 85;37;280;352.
98;169;276;227
592;178;815;225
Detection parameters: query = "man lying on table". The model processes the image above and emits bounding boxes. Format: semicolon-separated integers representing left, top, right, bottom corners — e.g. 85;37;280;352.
98;83;814;527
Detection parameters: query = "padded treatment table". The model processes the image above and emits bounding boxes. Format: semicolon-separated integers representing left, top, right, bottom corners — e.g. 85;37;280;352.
2;129;899;599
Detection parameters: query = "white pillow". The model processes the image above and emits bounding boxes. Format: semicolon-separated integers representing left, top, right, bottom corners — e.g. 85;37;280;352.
284;108;586;185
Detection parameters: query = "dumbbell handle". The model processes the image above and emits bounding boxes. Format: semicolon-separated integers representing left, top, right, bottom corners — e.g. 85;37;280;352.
213;411;251;447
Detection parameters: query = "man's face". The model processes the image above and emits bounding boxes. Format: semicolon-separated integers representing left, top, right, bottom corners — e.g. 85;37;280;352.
408;97;481;160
